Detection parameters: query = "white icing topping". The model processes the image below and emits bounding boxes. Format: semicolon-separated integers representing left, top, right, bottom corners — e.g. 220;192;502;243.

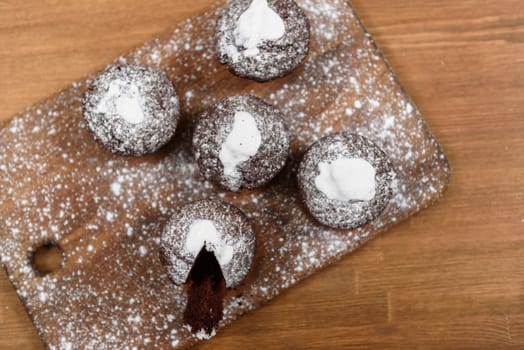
96;79;145;124
184;220;234;266
219;111;262;178
234;0;286;56
315;158;376;201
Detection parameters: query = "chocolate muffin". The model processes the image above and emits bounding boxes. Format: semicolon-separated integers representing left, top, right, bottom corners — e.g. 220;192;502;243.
160;200;256;335
193;95;289;191
83;64;180;156
298;132;395;229
216;0;310;82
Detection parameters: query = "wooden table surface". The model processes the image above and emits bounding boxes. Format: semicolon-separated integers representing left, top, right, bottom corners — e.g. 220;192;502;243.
1;0;523;349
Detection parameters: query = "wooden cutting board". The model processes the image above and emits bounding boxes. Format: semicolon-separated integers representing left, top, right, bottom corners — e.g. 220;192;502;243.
0;0;450;348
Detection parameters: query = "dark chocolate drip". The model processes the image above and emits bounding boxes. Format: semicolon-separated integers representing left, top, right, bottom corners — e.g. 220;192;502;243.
183;247;226;335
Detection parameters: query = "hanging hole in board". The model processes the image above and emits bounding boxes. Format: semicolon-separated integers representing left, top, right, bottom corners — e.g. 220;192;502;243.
31;242;64;276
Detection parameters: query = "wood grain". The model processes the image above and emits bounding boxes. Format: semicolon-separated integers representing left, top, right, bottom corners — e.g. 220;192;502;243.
0;0;523;349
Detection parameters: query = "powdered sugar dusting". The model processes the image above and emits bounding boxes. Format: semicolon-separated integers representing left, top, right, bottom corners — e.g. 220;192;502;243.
0;0;449;349
194;328;216;340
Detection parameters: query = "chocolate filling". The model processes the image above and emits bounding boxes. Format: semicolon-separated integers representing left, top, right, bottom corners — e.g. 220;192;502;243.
183;247;226;335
